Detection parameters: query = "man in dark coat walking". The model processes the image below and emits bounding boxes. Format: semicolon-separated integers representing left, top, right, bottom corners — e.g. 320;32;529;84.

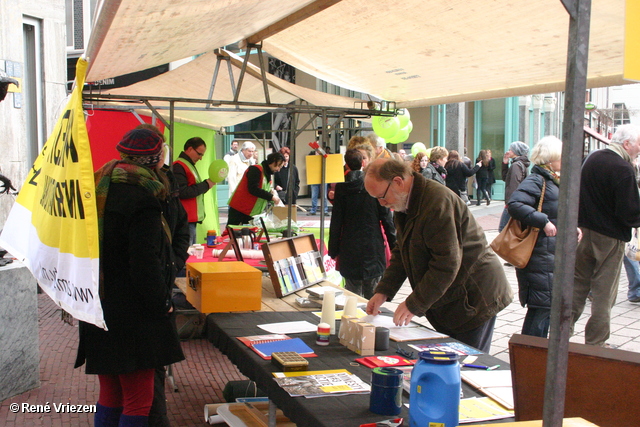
571;124;640;347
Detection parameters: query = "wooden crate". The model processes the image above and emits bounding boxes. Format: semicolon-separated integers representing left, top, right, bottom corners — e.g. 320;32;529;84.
185;261;261;313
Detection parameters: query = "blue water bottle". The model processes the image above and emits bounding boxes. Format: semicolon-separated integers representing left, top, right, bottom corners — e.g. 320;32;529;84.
409;351;460;427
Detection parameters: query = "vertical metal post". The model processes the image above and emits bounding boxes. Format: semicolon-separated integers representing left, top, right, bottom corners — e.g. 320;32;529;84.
319;110;328;253
543;0;591;425
285;112;297;236
169;101;175;155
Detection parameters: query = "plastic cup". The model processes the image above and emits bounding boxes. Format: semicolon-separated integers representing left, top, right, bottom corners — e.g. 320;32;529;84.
195;246;204;259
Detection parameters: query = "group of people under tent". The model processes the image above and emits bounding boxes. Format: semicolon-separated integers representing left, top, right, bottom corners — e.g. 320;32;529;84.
71;121;640;426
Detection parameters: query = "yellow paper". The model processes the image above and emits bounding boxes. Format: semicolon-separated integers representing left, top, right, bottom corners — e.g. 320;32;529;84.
625;0;640;81
305;153;345;185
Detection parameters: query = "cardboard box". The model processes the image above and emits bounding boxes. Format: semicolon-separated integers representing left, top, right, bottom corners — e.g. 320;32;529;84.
272;206;297;222
355;322;375;356
185;261;262;313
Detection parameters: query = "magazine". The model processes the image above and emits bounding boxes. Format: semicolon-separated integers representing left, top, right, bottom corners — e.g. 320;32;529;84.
273;370;370;398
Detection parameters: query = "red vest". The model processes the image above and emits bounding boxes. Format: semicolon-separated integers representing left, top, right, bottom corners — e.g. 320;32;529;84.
229;165;267;216
173;159;203;223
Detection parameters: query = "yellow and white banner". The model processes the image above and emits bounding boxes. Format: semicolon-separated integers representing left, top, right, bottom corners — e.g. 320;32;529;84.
0;58;105;329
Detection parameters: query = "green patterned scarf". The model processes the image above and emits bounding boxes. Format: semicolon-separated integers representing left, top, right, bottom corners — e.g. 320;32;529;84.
539;164;560;186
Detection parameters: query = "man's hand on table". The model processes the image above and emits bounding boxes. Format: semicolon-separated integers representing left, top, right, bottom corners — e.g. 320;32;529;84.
366;293;387;316
393;301;415;326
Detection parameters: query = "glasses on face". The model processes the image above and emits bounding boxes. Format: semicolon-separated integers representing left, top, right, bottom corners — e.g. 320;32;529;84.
194;149;205;157
375;180;393;200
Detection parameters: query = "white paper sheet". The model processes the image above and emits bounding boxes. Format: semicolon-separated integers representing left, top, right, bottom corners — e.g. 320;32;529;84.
257;320;317;334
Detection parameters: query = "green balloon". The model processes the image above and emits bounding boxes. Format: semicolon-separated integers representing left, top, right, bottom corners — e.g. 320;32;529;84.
411;142;427;157
398;109;411;128
208;159;229;183
388;126;410;144
372;116;401;139
388;121;413;144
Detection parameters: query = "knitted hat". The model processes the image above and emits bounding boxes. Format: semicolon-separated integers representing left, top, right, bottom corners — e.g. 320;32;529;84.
509;141;529;157
116;129;163;156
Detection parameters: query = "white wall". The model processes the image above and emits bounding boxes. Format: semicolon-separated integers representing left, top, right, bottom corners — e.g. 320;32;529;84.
0;0;67;228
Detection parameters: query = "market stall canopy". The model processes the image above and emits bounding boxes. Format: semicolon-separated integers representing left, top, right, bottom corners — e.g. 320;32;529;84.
85;0;633;108
96;50;364;129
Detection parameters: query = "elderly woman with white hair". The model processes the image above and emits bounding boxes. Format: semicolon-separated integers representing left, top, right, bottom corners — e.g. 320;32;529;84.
227;141;257;195
507;136;581;338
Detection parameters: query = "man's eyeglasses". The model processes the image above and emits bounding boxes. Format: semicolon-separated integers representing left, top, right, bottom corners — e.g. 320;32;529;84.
194;149;205;157
375;180;393;200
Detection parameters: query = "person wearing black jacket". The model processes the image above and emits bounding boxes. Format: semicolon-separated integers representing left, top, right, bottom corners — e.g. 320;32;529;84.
273;146;300;205
571;124;640;347
76;129;186;426
507;137;569;338
445;150;480;198
329;149;396;299
500;141;531;232
475;150;491;205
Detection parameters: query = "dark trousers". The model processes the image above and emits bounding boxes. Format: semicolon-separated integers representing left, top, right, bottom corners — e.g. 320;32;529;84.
148;367;170;427
227;206;253;226
439;316;497;353
522;307;551;338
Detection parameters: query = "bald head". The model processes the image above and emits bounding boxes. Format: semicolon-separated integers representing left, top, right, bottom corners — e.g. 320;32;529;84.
365;158;411;182
364;158;413;212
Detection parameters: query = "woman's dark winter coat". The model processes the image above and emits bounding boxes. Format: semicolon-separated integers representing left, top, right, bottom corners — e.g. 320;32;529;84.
75;180;185;374
445;161;480;196
507;165;559;309
328;170;396;280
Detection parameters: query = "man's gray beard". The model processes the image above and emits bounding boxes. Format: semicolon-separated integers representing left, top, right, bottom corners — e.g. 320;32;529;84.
391;191;409;213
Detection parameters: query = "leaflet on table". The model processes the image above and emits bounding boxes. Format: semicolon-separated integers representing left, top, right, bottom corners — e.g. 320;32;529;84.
273;369;370;398
408;341;483;356
460;370;514;410
360;315;448;342
257;320;317;334
458;397;514;423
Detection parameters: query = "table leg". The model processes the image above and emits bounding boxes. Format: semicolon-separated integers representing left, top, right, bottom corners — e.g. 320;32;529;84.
268;400;277;427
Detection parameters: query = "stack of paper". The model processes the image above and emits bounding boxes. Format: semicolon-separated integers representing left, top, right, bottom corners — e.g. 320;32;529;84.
360;315;448;342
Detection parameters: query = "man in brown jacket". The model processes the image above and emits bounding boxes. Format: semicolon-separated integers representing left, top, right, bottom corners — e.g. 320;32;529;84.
364;158;513;352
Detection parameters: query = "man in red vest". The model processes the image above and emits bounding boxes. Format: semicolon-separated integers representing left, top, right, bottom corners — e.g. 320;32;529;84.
172;137;215;244
228;152;285;226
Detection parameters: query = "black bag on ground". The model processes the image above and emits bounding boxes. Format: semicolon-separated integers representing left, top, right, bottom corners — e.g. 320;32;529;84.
222;380;267;402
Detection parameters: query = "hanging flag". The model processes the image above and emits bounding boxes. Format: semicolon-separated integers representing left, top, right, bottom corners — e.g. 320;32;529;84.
0;58;105;329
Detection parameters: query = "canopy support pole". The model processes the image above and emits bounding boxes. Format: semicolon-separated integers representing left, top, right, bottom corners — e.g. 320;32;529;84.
544;1;591;425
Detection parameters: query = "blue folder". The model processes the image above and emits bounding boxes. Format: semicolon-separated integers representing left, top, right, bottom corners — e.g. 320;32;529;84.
252;338;314;357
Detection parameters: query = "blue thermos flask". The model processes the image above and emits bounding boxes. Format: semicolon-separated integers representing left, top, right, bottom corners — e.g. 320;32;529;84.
409;350;460;427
